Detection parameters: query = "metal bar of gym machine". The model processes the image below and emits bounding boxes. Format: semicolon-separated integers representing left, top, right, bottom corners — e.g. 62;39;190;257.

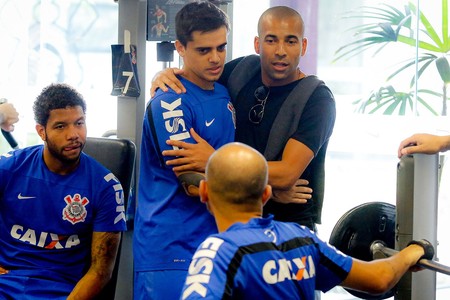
396;153;439;300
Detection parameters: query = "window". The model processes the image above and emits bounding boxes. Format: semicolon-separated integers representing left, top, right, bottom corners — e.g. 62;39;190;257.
317;0;450;298
0;0;118;153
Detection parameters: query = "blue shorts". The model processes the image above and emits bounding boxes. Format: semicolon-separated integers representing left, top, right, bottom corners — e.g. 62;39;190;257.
134;270;188;300
0;273;72;299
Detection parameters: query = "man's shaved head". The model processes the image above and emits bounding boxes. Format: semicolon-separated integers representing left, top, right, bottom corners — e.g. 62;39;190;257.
257;6;304;37
206;142;268;205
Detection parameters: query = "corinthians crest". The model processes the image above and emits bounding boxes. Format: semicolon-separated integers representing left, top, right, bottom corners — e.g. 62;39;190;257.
62;194;89;224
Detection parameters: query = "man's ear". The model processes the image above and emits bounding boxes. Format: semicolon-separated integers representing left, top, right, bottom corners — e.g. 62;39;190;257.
199;180;208;204
175;40;185;57
36;124;46;141
254;36;261;54
301;37;308;57
261;185;272;206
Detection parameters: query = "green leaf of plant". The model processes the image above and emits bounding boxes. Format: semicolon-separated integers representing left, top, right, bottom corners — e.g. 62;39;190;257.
436;56;450;83
386;53;437;83
378;23;398;40
334;1;449;115
409;1;443;48
443;0;449;48
353;86;442;115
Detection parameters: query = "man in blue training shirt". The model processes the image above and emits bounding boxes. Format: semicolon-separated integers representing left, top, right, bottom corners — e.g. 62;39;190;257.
181;142;430;299
0;83;126;299
133;1;235;299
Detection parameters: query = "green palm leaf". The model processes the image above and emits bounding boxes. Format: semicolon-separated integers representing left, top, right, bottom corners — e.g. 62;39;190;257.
354;86;441;115
335;0;449;115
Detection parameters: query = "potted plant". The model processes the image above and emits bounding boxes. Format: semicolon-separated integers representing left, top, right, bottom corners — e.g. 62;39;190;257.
334;0;450;116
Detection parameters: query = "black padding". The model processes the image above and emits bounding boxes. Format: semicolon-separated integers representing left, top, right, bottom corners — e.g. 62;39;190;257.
83;137;136;206
83;137;136;300
329;201;396;300
408;239;435;261
178;172;204;187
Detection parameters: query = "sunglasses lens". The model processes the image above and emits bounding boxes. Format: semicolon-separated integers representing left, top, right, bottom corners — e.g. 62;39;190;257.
249;104;264;123
249;86;269;124
254;86;268;100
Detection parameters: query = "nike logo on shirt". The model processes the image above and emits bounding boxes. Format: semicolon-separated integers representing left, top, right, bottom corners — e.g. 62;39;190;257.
18;193;36;200
205;119;215;127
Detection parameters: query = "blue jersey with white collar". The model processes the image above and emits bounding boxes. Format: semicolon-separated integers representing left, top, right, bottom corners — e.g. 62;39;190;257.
134;77;235;272
0;145;126;298
181;216;352;300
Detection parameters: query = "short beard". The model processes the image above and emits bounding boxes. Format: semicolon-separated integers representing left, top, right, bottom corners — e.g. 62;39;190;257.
46;137;83;165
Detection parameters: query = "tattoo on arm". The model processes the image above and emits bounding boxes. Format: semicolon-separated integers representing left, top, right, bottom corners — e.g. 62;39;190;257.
91;232;121;277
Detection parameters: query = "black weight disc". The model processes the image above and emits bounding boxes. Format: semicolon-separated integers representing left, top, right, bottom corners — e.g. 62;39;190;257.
329;201;396;299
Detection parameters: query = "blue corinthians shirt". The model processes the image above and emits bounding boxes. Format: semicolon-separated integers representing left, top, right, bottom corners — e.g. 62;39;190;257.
134;77;235;272
181;216;352;299
0;145;127;298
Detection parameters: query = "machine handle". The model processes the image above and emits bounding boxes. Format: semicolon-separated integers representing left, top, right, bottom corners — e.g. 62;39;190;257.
1;129;18;149
0;98;19;149
371;241;450;276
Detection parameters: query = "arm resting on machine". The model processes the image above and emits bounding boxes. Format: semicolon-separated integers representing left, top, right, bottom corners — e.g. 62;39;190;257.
341;242;428;295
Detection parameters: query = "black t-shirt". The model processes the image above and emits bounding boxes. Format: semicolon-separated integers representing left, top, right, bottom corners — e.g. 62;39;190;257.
219;57;336;227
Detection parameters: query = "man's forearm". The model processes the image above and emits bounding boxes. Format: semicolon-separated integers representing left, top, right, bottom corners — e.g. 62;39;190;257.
68;231;121;300
342;244;425;295
67;269;111;300
439;135;450;152
268;160;309;189
267;139;314;189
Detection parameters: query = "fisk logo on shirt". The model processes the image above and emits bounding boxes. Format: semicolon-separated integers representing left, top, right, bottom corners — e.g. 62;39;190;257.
104;173;126;224
182;237;224;299
161;98;190;148
262;256;316;284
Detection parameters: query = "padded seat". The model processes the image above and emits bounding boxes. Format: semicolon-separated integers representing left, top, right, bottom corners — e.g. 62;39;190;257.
83;137;136;300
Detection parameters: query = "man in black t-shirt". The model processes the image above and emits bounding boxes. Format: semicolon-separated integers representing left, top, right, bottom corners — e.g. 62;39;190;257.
151;6;336;232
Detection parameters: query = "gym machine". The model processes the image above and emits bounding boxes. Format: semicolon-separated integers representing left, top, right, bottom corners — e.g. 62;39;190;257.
330;153;450;299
